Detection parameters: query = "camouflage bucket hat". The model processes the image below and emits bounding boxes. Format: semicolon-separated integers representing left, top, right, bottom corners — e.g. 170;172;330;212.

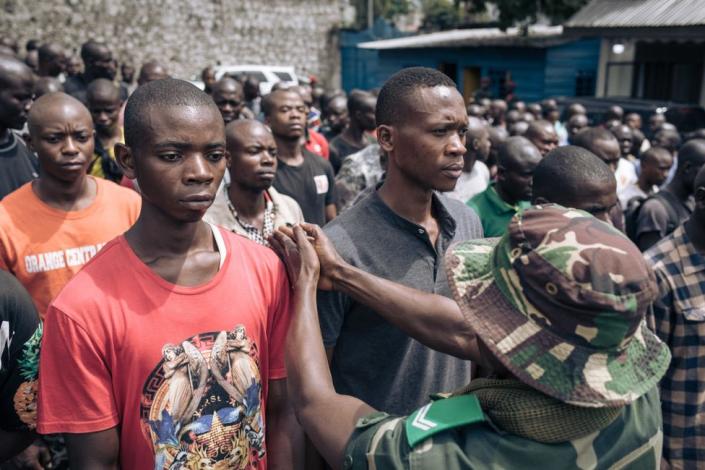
447;204;671;408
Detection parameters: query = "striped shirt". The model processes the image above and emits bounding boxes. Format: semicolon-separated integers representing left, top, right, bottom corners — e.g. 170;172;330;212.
645;224;705;469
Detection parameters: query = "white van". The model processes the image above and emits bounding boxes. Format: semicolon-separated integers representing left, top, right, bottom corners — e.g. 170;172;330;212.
192;65;299;95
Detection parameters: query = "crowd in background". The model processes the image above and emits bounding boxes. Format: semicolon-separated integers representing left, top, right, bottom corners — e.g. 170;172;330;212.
0;36;704;470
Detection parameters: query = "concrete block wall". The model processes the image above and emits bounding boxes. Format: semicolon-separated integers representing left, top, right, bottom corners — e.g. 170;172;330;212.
0;0;344;87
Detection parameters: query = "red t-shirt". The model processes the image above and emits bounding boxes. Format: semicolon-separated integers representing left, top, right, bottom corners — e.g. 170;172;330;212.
37;227;291;469
305;128;330;160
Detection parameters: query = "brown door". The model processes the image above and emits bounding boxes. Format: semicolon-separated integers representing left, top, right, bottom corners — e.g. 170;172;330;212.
463;67;481;103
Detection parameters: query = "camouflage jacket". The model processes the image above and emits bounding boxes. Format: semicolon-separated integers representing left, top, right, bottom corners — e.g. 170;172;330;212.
344;386;662;470
334;144;384;212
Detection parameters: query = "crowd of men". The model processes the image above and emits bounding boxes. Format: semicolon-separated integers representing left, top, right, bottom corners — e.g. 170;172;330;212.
0;36;704;470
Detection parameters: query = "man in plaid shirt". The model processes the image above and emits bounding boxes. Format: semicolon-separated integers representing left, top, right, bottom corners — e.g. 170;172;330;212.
646;162;705;469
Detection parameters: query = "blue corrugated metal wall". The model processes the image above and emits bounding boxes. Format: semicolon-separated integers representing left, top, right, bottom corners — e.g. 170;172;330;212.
544;38;601;97
341;36;600;102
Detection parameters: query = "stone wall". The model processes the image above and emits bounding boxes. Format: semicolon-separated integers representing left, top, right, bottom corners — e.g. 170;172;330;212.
0;0;344;87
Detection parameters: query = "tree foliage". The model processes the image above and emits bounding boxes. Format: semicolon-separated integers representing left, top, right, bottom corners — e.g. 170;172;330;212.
351;0;412;28
420;0;589;31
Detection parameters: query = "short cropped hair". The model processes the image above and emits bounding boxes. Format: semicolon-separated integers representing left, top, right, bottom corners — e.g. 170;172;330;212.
347;90;374;115
533;145;614;204
376;67;456;127
124;78;218;151
261;89;300;117
571;127;618;152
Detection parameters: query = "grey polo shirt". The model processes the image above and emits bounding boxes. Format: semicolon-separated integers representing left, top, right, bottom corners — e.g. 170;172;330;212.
318;189;483;415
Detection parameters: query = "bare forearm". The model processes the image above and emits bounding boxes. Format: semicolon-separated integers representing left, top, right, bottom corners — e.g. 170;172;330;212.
267;385;304;469
286;282;336;410
331;263;480;361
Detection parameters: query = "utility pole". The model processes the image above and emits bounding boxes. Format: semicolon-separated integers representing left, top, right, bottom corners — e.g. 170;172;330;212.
368;0;374;29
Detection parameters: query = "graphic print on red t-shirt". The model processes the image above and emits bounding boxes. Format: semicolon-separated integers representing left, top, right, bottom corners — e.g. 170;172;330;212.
141;325;265;469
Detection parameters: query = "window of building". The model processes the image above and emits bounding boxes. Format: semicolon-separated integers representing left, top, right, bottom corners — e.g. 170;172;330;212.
575;70;596;96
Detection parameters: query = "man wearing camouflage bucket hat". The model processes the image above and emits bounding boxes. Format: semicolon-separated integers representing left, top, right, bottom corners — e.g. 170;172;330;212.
270;204;670;470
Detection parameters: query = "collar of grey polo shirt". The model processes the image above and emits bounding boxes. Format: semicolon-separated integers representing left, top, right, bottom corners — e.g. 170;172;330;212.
367;189;458;249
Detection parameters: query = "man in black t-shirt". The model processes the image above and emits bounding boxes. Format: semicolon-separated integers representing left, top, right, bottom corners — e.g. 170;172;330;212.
264;89;336;226
328;91;376;174
0;270;42;461
0;56;37;200
64;40;128;105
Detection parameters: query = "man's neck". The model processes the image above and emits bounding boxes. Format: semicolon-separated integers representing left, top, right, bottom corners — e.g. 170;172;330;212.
33;173;94;211
228;182;266;220
666;178;690;202
0;127;10;145
377;168;434;226
341;123;365;146
274;135;304;164
685;215;705;254
637;174;653;193
495;182;518;206
97;126;121;146
126;205;213;260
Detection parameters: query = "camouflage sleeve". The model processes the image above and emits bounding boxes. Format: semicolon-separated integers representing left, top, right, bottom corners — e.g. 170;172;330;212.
344;412;409;470
334;163;365;212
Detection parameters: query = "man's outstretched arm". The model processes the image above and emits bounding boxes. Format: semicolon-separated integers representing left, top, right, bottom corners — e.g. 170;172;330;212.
286;224;480;362
271;227;374;470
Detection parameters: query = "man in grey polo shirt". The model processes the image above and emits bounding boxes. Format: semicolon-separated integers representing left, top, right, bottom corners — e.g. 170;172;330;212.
318;67;482;415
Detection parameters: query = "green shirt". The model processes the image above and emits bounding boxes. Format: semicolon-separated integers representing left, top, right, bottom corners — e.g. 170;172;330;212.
345;387;663;470
467;183;531;237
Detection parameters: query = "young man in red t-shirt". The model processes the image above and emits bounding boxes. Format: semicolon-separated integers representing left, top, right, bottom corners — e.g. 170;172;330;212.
37;79;302;469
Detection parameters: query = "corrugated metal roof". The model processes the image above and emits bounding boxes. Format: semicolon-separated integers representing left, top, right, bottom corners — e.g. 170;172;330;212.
357;25;564;49
566;0;705;28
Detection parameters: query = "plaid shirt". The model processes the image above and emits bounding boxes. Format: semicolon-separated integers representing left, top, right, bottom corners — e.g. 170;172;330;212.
645;224;705;469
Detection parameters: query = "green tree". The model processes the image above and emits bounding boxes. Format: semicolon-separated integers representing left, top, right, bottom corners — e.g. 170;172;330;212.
351;0;412;29
420;0;462;32
421;0;589;31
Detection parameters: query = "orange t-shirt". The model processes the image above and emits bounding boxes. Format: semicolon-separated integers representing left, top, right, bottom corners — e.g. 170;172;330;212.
0;177;141;318
37;228;291;469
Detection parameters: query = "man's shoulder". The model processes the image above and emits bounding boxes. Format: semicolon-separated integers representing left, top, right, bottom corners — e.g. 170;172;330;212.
51;237;126;312
303;149;334;172
0;181;33;209
437;193;483;239
644;227;683;268
222;229;282;272
96;177;140;202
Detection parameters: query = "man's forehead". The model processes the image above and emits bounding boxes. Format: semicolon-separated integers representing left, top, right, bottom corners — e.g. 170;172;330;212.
229;125;273;148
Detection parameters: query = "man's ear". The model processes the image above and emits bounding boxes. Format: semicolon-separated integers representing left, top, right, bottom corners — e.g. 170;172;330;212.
471;137;480;151
115;143;136;180
225;150;232;169
377;125;393;154
495;164;506;183
695;187;705;211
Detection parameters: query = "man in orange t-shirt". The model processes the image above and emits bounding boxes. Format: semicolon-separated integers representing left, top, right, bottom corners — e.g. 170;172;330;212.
0;92;140;318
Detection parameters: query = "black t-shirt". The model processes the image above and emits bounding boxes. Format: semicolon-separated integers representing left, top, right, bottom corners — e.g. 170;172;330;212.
0;131;38;200
0;270;41;432
273;150;336;226
329;135;368;174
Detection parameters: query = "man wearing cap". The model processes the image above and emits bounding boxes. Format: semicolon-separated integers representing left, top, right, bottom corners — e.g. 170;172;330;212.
272;205;669;469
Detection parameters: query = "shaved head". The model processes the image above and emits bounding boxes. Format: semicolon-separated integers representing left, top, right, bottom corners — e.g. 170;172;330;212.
225;119;271;149
138;60;169;86
0;56;35;129
525;119;558;156
212;77;243;95
87;78;121;103
0;55;34;88
28;92;93;136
